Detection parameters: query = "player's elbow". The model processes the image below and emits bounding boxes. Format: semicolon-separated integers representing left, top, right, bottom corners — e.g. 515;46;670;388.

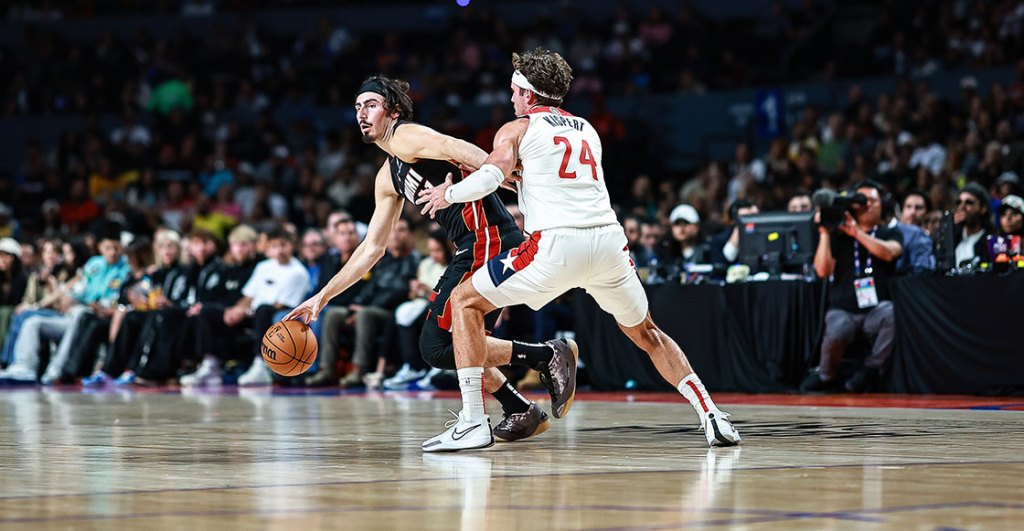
361;242;387;263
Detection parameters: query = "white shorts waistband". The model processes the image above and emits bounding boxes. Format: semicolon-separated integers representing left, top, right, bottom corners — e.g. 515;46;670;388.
535;224;621;237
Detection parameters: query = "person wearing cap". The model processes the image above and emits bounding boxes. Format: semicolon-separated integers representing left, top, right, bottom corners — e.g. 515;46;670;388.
0;238;29;357
994;171;1022;200
953;182;994;268
1;238;74;367
0;224;129;384
997;194;1024;237
667;203;711;269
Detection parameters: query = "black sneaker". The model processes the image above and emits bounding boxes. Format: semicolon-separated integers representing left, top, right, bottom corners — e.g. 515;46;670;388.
493;402;550;442
845;367;880;393
539;339;578;418
799;371;840;394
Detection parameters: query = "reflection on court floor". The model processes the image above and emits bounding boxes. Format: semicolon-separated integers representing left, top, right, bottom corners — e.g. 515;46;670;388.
2;388;1023;529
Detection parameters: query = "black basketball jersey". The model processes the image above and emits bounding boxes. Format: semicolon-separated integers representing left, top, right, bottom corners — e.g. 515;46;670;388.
388;122;517;245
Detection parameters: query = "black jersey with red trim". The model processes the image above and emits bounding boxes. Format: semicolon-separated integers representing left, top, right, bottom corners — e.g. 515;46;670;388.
387;122;517;245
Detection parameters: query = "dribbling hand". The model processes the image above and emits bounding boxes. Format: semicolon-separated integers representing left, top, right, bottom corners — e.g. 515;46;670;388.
285;292;325;324
415;172;453;219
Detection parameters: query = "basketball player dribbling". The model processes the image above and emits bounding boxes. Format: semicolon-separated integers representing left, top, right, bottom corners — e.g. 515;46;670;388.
285;76;578;445
417;49;742;451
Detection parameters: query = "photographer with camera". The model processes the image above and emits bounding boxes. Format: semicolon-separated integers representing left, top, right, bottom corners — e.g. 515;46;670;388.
801;180;903;393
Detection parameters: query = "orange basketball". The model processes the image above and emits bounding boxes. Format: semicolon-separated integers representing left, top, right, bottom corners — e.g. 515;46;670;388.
261;320;318;377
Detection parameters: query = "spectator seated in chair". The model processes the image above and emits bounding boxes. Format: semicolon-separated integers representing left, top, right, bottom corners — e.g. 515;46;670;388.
181;226;308;387
0;223;129;384
996;194;1024;238
953;183;994;269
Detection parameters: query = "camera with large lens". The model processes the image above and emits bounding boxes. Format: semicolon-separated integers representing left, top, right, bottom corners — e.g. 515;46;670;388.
812;189;868;229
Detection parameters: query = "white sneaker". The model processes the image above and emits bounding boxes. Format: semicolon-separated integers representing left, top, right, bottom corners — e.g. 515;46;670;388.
702;410;741;447
179;358;223;387
0;365;37;383
421;410;494;452
413;367;443;390
237;358;274;386
362;371;384;390
383;364;427;390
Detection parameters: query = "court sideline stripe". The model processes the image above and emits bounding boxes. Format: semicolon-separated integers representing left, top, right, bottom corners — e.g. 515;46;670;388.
4;499;1017;526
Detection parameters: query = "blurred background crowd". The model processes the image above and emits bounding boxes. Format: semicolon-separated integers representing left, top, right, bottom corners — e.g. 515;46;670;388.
1;0;1023;391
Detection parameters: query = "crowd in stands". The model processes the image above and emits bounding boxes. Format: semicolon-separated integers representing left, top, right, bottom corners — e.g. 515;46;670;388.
0;215;466;389
2;1;1024;391
627;65;1024;282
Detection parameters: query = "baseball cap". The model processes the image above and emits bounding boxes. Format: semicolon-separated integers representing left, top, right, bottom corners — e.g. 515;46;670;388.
0;237;21;257
995;171;1020;186
669;204;700;224
998;195;1024;216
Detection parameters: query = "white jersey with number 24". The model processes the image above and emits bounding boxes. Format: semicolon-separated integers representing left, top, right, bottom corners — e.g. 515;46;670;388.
515;106;619;233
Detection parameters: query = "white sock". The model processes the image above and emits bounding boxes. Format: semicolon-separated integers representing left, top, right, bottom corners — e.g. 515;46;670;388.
202;354;220;368
458;367;486;420
678;373;719;419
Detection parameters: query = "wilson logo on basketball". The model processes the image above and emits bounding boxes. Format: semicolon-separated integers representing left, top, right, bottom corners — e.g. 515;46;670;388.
261;342;278;361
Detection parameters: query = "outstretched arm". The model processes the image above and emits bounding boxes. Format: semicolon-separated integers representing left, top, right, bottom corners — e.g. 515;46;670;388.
415;119;529;217
390;123;489;169
284;164;403;323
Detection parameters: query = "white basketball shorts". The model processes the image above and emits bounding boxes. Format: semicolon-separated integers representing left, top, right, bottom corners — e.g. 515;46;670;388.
471;224;649;327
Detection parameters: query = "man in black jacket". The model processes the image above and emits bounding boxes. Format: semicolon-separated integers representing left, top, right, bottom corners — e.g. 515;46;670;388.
178;225;261;386
953;182;993;268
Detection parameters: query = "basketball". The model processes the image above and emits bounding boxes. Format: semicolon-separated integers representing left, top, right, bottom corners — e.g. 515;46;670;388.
261;320;318;377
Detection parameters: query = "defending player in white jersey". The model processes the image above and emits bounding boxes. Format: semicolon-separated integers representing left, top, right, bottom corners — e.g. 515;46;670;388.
417;48;741;451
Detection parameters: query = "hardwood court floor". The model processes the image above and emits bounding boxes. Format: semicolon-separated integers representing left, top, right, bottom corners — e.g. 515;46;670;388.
1;388;1023;530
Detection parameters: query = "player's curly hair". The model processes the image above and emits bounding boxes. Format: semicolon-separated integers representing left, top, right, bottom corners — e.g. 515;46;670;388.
355;75;414;120
512;48;573;106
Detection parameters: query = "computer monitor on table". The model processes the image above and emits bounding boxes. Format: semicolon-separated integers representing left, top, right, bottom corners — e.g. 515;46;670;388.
737;211;818;276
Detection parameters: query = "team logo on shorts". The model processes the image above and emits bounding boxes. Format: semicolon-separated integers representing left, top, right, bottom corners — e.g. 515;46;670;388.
487;251;519;286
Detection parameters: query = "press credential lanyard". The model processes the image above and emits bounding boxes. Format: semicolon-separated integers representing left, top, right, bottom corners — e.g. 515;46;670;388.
852;227;877;278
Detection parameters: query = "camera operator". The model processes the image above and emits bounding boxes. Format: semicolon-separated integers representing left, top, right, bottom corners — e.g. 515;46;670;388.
801;180;903;393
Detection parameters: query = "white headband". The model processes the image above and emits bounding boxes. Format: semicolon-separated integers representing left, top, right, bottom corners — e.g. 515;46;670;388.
511;70;558;100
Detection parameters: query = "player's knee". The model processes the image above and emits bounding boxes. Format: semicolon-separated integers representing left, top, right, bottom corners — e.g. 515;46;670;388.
450;282;473;310
418;321;457;370
451;282;487;312
418;333;456;370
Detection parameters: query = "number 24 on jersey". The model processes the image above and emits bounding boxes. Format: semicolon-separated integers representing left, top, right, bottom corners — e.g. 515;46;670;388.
553;136;598;180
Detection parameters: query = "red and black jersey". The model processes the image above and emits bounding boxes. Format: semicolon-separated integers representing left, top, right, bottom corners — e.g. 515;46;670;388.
388;122;518;247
